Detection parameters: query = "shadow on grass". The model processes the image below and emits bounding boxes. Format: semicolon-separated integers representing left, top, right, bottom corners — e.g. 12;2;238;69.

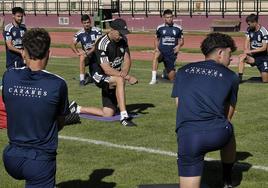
57;168;116;188
241;76;264;83
126;103;155;114
202;151;252;188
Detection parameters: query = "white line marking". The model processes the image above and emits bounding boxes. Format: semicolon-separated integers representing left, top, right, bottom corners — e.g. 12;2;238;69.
59;135;268;172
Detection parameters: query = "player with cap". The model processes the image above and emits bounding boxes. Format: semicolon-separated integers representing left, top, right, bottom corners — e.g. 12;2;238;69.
3;7;27;69
70;18;138;127
71;14;102;86
2;28;71;187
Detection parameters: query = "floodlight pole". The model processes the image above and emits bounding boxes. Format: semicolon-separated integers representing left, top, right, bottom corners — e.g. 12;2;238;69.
2;0;4;16
239;0;241;18
256;0;259;16
56;0;59;16
34;0;36;16
145;0;148;17
174;0;177;17
45;0;48;16
222;0;225;18
189;0;192;17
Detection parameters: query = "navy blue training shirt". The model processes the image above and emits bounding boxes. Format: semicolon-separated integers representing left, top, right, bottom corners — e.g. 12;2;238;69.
172;60;239;136
2;67;70;153
73;27;102;51
156;23;183;54
3;23;27;68
246;26;268;58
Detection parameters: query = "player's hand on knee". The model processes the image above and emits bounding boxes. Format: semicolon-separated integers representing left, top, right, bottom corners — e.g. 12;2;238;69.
120;70;128;78
239;54;248;63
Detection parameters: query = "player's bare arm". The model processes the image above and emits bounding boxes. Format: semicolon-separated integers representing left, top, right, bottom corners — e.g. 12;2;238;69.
70;41;84;56
85;46;95;56
154;35;160;53
120;51;131;77
6;40;23;54
247;41;268;54
174;38;184;53
225;104;236;121
100;62;122;77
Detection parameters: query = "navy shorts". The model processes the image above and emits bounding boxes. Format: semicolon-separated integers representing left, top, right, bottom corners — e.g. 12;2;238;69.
158;51;177;73
6;57;25;69
254;56;268;72
3;145;56;188
176;123;233;177
92;71;118;110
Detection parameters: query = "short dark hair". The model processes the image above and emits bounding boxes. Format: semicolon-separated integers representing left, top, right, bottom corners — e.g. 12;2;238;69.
12;7;24;15
22;28;51;60
201;32;237;56
246;14;258;23
163;9;173;16
81;14;90;22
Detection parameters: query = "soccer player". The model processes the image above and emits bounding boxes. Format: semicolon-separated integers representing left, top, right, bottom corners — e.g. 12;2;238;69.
172;33;239;188
71;14;102;86
70;18;138;127
2;28;70;188
238;13;268;83
3;7;27;69
149;9;184;84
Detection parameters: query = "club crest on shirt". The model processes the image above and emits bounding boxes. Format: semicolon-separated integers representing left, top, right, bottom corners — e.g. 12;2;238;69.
258;34;261;41
163;30;166;34
250;33;254;38
120;48;124;53
83;36;87;42
20;30;25;37
12;31;16;37
91;34;96;41
173;30;176;36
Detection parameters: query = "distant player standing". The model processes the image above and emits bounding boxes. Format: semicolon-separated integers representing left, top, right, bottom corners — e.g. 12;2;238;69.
172;33;239;188
71;14;102;86
3;7;27;69
70;18;138;126
2;28;70;188
238;13;268;83
149;9;184;84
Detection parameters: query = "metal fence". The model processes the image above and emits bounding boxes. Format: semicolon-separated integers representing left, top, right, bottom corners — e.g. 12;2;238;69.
1;0;268;17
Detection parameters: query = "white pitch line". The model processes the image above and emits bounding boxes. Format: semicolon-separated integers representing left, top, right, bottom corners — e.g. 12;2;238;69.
59;135;268;172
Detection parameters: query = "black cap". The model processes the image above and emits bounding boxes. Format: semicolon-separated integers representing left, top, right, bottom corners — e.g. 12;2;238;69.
110;18;130;35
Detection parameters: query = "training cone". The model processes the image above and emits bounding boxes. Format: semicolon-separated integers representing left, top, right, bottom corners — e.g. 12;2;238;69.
0;96;7;129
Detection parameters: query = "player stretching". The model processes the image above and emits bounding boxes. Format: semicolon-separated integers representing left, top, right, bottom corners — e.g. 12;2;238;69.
71;14;102;86
149;9;184;84
70;19;138;127
3;7;27;69
238;13;268;83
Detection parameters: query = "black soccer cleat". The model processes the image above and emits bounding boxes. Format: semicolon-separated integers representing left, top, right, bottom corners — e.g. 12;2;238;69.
64;112;81;125
223;183;233;188
120;117;137;127
69;101;78;114
84;73;94;84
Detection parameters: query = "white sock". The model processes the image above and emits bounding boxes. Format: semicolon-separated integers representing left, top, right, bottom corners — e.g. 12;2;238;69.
120;111;129;120
77;106;81;114
151;71;157;80
80;74;85;81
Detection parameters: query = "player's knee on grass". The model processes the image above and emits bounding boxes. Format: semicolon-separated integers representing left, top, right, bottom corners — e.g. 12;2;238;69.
261;72;268;83
168;70;176;80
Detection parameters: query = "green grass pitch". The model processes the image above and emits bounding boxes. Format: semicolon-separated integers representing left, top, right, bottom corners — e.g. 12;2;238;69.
0;54;268;188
